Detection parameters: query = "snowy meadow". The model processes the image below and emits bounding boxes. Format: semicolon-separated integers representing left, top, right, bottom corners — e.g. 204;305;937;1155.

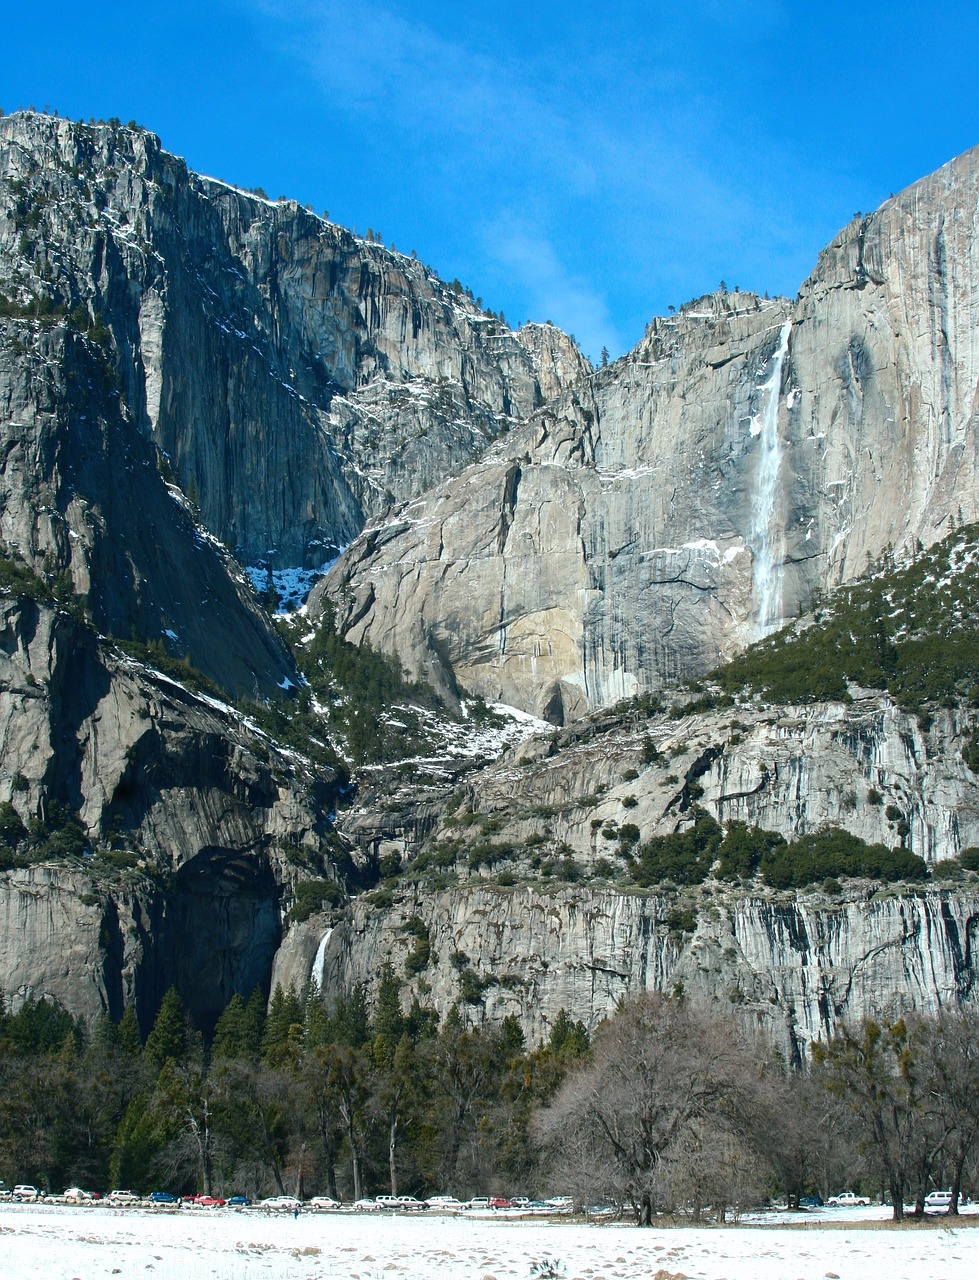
3;1203;978;1280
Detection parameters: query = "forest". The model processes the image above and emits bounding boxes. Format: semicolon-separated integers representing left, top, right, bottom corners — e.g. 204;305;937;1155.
2;979;977;1225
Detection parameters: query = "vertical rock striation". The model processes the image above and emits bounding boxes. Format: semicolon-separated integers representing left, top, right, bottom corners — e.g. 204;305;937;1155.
0;596;340;1032
324;147;979;721
0;112;587;571
276;881;979;1060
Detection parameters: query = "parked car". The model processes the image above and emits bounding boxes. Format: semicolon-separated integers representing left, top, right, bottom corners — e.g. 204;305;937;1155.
426;1195;463;1211
13;1185;41;1201
545;1195;574;1212
467;1197;490;1210
307;1196;341;1210
925;1190;953;1211
191;1194;225;1207
148;1191;178;1204
261;1195;301;1210
798;1195;823;1208
827;1191;871;1207
227;1195;250;1207
63;1187;94;1203
397;1195;426;1210
353;1197;379;1211
108;1189;141;1204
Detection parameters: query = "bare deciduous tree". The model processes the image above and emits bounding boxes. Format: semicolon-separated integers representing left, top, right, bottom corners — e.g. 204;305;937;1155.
535;994;776;1224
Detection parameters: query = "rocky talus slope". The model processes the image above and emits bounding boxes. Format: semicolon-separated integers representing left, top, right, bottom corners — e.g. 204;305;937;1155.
323;147;979;722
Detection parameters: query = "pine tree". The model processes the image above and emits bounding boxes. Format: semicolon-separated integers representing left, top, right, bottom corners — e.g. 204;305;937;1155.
242;986;267;1056
118;1005;143;1058
330;983;371;1049
372;964;405;1061
211;993;248;1060
261;984;303;1065
301;983;331;1049
547;1008;590;1058
144;987;188;1071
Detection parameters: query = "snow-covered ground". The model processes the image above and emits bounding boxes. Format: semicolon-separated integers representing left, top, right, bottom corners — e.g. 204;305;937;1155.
3;1203;978;1280
244;561;341;613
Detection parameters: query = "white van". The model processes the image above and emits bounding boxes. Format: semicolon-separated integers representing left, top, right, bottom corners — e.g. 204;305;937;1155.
924;1190;953;1211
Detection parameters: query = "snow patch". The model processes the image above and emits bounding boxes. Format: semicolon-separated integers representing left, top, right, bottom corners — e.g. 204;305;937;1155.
245;556;344;613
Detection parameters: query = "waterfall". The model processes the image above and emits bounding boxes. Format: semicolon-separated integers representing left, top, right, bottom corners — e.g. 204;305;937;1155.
750;319;792;637
311;927;333;991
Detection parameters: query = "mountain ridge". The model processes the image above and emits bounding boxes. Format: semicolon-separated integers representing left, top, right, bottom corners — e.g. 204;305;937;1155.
320;143;979;722
2;110;979;1046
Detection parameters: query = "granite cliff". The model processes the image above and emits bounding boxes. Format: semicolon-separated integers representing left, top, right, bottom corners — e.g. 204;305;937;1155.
3;111;979;1049
277;879;979;1062
0;112;586;573
323;147;979;723
273;684;979;1050
0;592;344;1033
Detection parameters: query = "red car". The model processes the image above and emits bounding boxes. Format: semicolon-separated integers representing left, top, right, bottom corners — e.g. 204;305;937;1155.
488;1196;511;1209
190;1194;226;1208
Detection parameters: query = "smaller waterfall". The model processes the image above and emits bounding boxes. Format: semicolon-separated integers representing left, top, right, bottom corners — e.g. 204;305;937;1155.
311;927;333;991
750;320;792;637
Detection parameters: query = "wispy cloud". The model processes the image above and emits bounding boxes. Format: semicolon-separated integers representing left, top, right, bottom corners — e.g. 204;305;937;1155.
250;0;605;187
483;214;620;360
241;0;854;351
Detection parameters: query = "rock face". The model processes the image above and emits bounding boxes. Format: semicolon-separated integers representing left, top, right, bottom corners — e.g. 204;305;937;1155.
0;319;294;697
0;597;340;1032
324;147;979;722
4;109;979;1051
291;880;979;1060
458;694;979;866
272;689;979;1049
0;113;587;571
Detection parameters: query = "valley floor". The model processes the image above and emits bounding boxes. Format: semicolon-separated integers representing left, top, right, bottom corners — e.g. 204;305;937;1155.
1;1202;977;1279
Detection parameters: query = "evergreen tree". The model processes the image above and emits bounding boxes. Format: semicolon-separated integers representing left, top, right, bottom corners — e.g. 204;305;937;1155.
118;1006;143;1059
301;983;331;1050
242;987;267;1056
144;988;188;1072
261;985;303;1066
372;965;405;1058
2;996;83;1056
211;994;248;1060
109;1094;166;1190
546;1008;590;1059
330;983;371;1049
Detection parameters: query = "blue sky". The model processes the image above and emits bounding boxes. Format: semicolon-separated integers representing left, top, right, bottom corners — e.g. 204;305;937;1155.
6;2;979;360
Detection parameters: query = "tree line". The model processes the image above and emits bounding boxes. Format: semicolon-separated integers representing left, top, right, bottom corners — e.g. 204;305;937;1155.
0;977;588;1203
2;981;977;1223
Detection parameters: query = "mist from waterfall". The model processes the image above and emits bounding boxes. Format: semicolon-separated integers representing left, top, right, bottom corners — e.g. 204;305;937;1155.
750;319;792;637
